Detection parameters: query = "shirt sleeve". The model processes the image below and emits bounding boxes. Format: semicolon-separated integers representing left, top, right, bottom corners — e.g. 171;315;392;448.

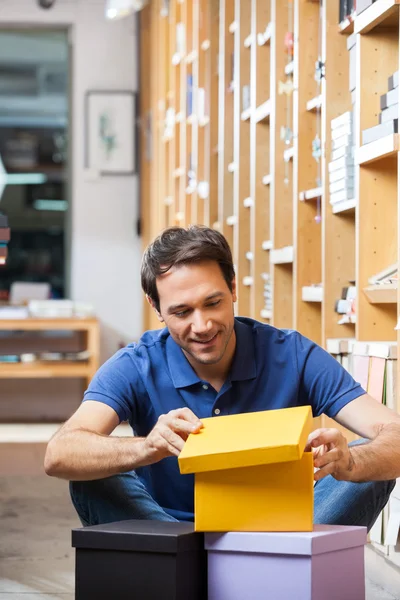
83;348;138;423
295;333;366;418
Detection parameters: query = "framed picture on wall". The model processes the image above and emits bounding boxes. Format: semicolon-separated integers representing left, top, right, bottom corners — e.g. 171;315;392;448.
85;90;137;175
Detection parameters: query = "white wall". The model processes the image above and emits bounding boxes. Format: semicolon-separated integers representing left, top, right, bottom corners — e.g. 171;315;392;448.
0;0;143;364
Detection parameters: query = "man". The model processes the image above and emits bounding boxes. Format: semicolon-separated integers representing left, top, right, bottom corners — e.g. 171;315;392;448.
45;225;398;529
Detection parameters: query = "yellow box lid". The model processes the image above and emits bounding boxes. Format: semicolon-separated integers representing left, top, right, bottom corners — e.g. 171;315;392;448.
178;406;312;475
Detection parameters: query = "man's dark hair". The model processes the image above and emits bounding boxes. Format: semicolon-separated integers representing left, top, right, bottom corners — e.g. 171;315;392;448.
141;225;235;312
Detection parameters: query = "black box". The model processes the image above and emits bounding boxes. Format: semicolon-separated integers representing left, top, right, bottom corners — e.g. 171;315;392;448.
380;87;399;110
362;119;398;145
379;104;398;124
356;0;376;15
388;71;399;91
72;520;207;600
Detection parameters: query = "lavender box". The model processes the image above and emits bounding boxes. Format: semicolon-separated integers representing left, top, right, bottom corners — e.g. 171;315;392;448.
205;525;366;600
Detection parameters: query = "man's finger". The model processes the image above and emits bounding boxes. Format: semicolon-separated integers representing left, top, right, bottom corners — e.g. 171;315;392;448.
172;408;203;430
310;428;342;448
313;447;342;469
305;428;329;451
314;462;335;482
161;428;186;453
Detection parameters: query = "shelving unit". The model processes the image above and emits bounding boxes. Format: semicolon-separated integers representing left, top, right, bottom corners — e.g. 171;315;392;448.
139;0;400;409
0;318;100;388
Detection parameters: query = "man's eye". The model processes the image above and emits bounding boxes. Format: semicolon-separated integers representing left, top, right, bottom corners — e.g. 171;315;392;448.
207;300;221;308
175;310;189;318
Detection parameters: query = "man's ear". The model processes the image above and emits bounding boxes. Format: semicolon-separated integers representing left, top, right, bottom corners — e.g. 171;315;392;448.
146;295;164;323
231;278;237;303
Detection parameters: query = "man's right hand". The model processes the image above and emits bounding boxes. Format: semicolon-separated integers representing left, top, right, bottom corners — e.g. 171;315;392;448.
141;408;203;463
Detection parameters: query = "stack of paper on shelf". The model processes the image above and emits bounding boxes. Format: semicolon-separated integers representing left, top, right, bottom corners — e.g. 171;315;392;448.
261;272;272;314
362;71;399;145
329;111;355;209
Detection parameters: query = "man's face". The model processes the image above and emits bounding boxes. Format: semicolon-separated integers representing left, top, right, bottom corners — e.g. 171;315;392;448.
155;261;236;366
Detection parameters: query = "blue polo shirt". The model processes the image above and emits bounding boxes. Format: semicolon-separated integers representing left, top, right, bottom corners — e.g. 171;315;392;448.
84;317;365;521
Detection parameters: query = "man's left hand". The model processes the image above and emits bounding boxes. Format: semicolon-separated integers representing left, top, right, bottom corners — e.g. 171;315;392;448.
305;428;355;482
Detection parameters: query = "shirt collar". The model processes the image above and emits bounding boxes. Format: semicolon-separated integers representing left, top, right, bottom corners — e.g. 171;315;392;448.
166;318;257;389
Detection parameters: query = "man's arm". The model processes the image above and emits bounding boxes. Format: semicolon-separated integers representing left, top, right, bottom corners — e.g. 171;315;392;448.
307;394;400;482
44;401;202;481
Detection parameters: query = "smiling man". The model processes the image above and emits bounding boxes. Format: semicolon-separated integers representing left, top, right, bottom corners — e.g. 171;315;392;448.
45;225;399;529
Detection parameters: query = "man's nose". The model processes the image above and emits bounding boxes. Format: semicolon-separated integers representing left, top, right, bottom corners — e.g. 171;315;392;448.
191;311;212;335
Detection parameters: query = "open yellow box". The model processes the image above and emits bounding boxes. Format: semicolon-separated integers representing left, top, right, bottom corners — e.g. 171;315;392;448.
178;406;314;532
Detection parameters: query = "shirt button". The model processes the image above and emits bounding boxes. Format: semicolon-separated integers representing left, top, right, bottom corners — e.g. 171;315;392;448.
202;384;209;390
214;408;221;415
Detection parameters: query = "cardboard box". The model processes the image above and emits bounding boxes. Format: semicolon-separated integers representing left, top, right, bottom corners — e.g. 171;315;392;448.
205;525;367;600
179;406;314;532
72;520;207;600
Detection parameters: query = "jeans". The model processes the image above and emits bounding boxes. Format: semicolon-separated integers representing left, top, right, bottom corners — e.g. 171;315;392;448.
70;470;395;532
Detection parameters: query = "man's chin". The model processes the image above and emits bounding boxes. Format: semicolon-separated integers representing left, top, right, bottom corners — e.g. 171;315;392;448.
187;349;223;365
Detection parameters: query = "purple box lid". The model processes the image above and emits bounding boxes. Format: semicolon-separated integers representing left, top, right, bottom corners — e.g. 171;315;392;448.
204;525;367;556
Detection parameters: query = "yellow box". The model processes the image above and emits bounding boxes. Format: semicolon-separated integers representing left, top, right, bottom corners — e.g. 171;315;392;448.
178;406;314;532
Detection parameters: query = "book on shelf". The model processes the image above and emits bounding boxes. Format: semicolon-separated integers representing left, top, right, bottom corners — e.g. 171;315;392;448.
339;0;355;23
187;73;193;117
362;120;398;146
347;33;356;93
368;263;397;286
242;85;250;112
380;104;398;125
329;165;354;183
388;71;399;92
356;0;377;16
329;178;354;195
176;22;185;56
330;188;355;204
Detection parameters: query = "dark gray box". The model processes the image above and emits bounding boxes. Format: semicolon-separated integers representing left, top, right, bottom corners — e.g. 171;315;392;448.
381;87;398;110
388;71;399;91
362;119;398;145
379;104;399;124
72;520;207;600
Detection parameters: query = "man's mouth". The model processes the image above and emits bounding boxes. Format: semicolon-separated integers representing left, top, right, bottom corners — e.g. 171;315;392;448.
191;333;218;345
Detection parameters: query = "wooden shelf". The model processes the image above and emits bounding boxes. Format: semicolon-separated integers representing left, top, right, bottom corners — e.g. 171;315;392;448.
357;134;400;165
140;1;400;428
0;317;99;385
254;99;271;123
262;174;272;186
299;187;323;201
355;0;400;34
363;283;398;304
0;362;91;379
331;198;356;214
260;309;272;320
283;146;294;162
306;95;323;112
338;16;355;34
271;246;294;265
261;240;273;251
284;60;294;75
302;286;323;303
0;318;98;332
